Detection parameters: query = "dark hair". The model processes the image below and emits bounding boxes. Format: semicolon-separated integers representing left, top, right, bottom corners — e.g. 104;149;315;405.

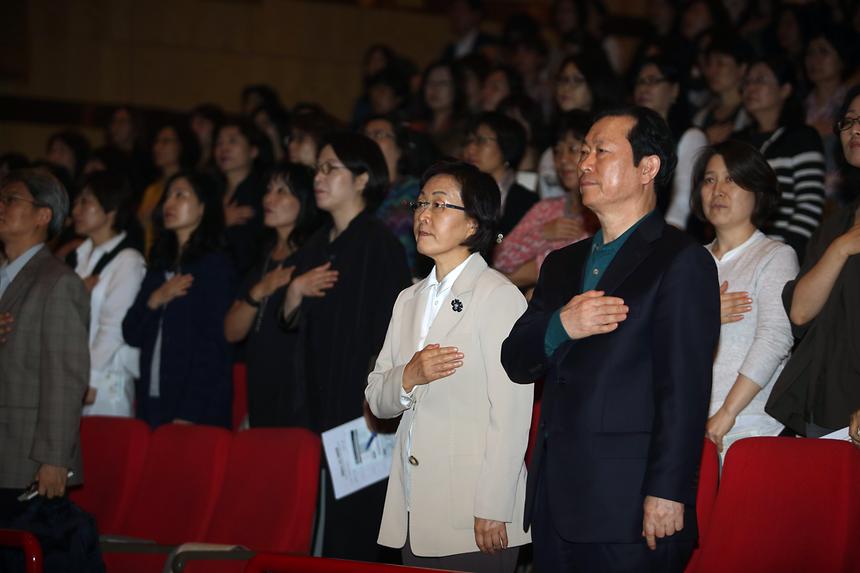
366;67;411;109
420;160;500;254
265;162;322;251
46;130;91;180
155;121;201;171
746;56;804;129
498;94;547;150
362;44;396;79
467;112;528;169
705;34;753;65
485;65;525;103
690;140;779;227
240;84;281;112
553;109;594;145
419;60;467;119
79;170;137;234
1;168;69;239
556;52;622;114
0;153;29;174
807;23;857;82
213;118;272;173
361;114;442;179
149;170;224;269
595;106;678;190
634;56;691;138
252;102;292;158
320;132;390;211
290;109;338;156
834;85;860;203
454;53;490;85
85;146;130;174
190;103;226;126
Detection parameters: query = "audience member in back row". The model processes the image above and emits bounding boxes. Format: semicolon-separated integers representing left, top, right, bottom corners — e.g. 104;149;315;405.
123;171;236;429
45;130;91;192
0;169;89;513
214;119;270;275
689;141;798;454
224;162;323;427
415;60;469;159
281;133;410;561
366;161;533;572
737;56;826;260
462;112;537;239
138;121;201;255
72;171;146;417
492;110;597;291
767;86;860;441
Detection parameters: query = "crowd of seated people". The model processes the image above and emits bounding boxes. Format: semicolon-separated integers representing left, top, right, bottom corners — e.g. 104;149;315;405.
1;0;860;568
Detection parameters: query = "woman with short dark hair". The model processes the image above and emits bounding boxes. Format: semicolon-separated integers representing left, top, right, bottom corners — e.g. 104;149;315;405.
462;112;538;237
72;171;145;417
281;132;411;561
367;160;533;572
691;140;798;454
223;162;322;427
123;170;236;428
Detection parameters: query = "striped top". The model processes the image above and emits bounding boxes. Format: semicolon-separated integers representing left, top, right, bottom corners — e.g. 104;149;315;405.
741;125;826;259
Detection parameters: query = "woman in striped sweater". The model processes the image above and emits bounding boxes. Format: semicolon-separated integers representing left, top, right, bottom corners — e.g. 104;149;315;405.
738;56;826;261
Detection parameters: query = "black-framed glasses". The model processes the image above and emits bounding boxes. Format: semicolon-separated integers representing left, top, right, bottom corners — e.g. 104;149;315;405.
835;116;860;132
315;162;347;176
409;200;466;213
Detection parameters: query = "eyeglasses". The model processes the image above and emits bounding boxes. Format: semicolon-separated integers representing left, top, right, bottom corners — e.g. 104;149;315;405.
315;162;347;176
835;116;860;132
364;130;395;142
409;200;466;213
557;74;587;88
635;76;670;87
0;193;44;208
464;134;498;147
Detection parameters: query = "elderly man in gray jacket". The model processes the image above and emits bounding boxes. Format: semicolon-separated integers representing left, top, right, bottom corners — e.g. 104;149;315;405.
0;169;89;514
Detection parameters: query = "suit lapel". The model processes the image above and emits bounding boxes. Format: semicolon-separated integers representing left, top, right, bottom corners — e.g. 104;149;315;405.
594;213;664;296
424;255;487;344
400;281;428;354
0;246;49;313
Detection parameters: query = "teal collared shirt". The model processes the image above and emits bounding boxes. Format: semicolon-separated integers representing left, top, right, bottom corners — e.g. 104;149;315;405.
544;211;656;356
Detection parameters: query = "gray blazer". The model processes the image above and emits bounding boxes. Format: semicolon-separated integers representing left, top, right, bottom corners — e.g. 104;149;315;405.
0;246;90;489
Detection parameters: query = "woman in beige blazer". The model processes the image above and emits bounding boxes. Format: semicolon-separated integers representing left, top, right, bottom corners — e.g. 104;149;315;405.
366;161;534;572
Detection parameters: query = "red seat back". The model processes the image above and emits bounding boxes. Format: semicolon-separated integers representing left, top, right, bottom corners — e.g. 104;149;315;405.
0;529;43;573
204;428;321;553
684;438;720;572
69;416;150;532
115;424;232;543
243;553;453;572
692;437;860;573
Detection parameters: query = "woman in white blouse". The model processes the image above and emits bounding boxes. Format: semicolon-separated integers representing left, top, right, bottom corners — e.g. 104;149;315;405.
366;161;533;572
690;140;799;453
72;171;145;416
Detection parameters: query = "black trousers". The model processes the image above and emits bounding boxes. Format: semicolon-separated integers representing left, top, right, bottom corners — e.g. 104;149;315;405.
531;471;694;573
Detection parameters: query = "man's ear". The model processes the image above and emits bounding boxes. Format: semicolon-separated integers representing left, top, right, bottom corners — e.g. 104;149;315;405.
639;154;661;185
35;206;53;233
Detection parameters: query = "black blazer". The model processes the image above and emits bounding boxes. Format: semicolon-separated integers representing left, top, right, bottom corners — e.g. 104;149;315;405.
501;213;720;543
499;182;539;238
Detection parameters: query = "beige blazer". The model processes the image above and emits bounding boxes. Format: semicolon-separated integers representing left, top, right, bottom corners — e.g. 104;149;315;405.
366;255;533;557
0;246;90;489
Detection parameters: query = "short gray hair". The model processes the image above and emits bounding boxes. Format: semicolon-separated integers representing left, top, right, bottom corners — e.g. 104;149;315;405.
0;168;69;239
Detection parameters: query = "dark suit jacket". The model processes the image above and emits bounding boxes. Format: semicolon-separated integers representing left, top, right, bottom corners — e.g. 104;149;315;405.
440;31;497;62
499;183;539;238
501;213;720;543
123;251;236;428
0;246;90;489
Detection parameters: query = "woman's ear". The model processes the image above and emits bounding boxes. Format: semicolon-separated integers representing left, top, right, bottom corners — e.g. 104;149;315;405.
354;172;369;194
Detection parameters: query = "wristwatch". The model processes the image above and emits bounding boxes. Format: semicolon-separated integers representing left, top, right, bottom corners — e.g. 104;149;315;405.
243;291;262;308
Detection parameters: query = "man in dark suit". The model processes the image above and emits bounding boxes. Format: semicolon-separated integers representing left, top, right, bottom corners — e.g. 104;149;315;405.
0;169;89;515
501;106;720;572
440;0;496;62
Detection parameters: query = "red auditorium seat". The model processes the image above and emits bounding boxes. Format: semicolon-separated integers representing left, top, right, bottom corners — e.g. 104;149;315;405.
684;438;720;573
691;437;860;573
233;363;249;430
243;553;454;573
176;428;322;573
102;424;232;573
69;416;150;532
0;529;43;573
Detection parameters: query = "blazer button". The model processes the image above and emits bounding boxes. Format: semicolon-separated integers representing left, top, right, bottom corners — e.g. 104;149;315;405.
408;455;419;466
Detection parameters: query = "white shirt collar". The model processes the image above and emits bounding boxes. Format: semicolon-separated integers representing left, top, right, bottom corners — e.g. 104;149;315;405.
76;232;127;275
708;229;764;263
423;252;477;294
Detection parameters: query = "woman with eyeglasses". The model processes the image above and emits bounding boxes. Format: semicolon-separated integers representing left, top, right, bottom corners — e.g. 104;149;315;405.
738;56;826;260
462;112;537;239
766;86;860;449
223;162;322;427
281;133;411;561
492;110;598;291
366;161;533;572
688;140;798;455
633;57;708;231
